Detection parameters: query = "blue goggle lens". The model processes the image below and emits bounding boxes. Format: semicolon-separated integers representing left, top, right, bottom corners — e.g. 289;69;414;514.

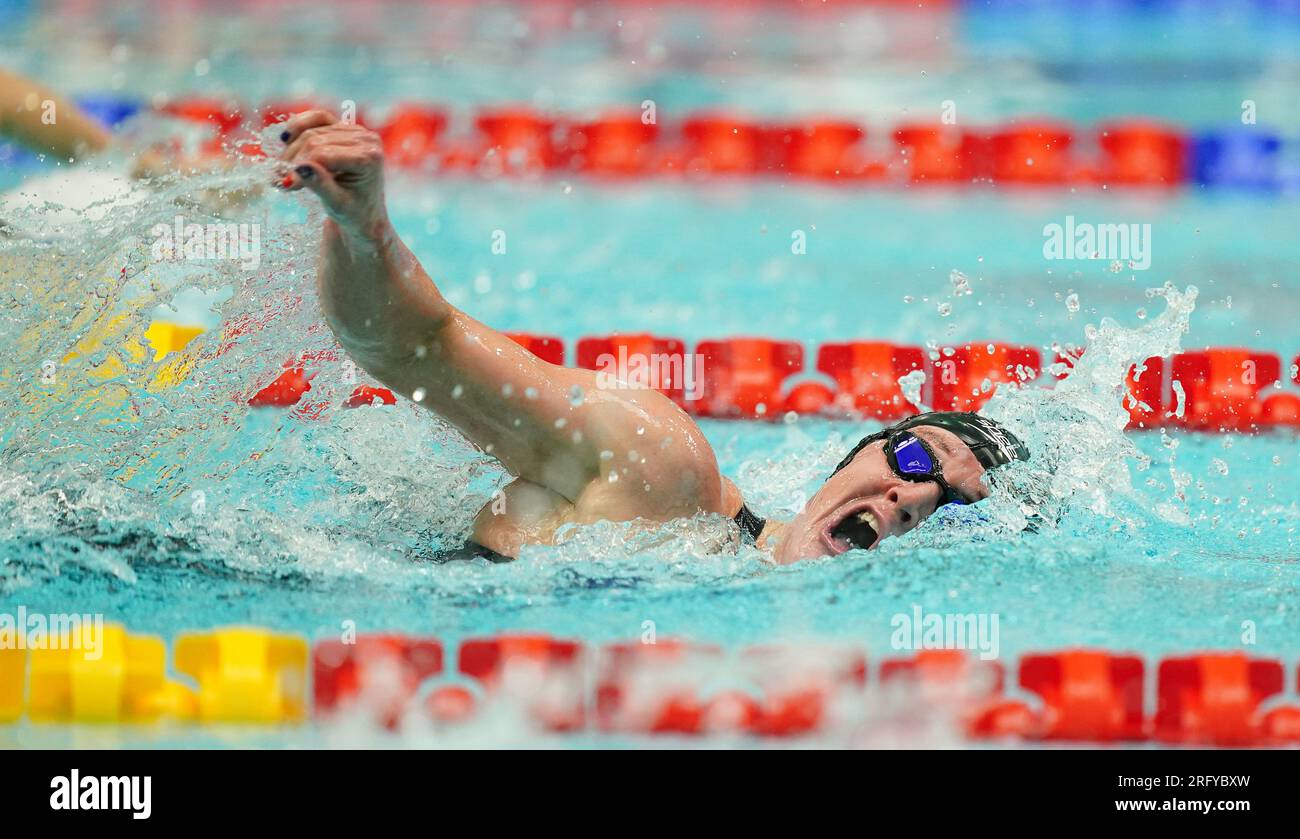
892;434;936;475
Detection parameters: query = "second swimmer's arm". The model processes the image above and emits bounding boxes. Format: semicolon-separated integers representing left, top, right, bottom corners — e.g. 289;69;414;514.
0;69;111;159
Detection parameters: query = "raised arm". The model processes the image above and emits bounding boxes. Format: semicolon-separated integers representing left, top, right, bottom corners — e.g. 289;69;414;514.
277;111;728;521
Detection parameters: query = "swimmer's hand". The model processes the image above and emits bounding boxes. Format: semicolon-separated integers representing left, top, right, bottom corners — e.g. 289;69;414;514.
276;110;387;237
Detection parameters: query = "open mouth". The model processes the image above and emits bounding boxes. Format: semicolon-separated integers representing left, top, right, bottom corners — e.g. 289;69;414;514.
821;504;881;555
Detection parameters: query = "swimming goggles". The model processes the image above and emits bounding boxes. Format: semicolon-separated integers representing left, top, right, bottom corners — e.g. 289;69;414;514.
885;431;968;508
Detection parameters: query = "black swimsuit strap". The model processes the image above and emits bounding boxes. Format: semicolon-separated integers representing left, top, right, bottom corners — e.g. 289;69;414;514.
733;503;766;545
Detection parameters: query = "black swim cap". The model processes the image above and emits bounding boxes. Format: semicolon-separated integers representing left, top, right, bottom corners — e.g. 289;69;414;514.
830;411;1030;477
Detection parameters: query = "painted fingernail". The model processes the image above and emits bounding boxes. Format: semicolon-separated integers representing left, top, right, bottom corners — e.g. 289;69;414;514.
279;130;291;143
295;165;314;179
278;174;294;189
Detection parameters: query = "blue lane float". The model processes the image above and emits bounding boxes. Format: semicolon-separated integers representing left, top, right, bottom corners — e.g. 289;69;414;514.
1192;128;1283;190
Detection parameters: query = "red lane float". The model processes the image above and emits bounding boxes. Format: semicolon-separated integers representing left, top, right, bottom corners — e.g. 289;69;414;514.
379;105;448;168
1055;350;1166;429
160;97;244;135
238;337;1300;427
676;114;764;175
314;633;583;730
594;641;865;736
248;367;311;407
739;646;867;736
312;635;445;729
881;650;1009;737
506;332;565;365
782;380;838;415
595;641;723;734
1155;653;1288;745
1262;392;1300;427
694;338;804;418
894;124;983;184
304;636;1300;744
929;342;1040;413
1002;650;1146;742
1098;120;1189;187
1170;349;1281;431
474;108;562;174
143;99;1225;189
767;121;873;180
577;333;691;406
343;385;396;409
990;122;1074;185
457;634;585;731
567;114;659;176
1123;356;1166;429
817;341;926;419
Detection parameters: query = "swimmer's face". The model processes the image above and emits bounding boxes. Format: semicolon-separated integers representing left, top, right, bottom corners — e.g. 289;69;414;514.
774;425;991;564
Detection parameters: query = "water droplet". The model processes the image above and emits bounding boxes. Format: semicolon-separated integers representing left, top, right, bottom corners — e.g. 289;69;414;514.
599;450;614;461
1065;293;1080;313
937;302;952;317
451;384;464;399
524;387;538;400
501;383;514;397
412;387;426;402
568;385;585;406
554;417;567;429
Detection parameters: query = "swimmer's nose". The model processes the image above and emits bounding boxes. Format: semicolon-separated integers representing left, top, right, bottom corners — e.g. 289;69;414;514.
885;481;940;533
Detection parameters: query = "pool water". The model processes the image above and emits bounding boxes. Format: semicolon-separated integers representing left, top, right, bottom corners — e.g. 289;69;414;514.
2;0;1299;745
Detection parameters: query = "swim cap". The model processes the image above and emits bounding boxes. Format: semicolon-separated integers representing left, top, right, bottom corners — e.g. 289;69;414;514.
830;411;1029;477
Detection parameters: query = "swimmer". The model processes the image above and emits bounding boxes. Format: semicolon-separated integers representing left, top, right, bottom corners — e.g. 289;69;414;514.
277;110;1029;563
0;69;113;159
0;69;256;238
